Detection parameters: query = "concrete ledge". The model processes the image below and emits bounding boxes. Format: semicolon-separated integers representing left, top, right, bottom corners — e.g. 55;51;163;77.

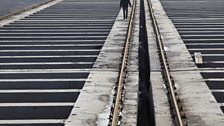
65;5;132;126
145;0;173;125
122;0;139;125
151;0;224;125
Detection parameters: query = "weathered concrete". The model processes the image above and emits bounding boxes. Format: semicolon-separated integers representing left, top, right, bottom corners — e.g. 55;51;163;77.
64;4;133;126
151;0;224;125
145;0;173;125
121;0;139;125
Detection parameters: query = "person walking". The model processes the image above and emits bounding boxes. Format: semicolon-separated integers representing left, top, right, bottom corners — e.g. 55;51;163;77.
120;0;131;19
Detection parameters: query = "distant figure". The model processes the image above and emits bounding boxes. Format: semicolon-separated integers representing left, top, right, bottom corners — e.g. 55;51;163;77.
120;0;131;19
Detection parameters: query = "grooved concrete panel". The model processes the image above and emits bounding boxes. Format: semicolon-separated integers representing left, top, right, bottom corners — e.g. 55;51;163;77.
0;0;120;125
0;0;47;16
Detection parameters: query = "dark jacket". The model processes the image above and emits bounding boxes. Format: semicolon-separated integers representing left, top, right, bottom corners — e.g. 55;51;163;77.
120;0;131;8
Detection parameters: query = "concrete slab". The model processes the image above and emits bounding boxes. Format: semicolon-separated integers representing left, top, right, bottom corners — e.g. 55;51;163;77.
145;0;173;125
151;0;224;125
122;0;139;125
64;4;133;126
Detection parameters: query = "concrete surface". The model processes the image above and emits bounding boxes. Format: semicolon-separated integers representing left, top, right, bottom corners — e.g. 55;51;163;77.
0;0;120;125
145;0;173;125
121;0;139;125
151;0;224;125
64;4;133;126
